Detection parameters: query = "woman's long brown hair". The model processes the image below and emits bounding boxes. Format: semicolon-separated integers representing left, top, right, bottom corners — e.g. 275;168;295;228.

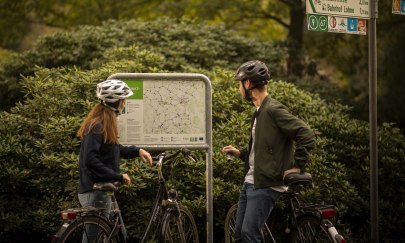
77;103;119;144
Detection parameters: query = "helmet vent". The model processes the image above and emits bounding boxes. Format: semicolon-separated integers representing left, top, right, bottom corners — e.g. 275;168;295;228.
96;79;134;103
258;68;267;75
233;60;270;84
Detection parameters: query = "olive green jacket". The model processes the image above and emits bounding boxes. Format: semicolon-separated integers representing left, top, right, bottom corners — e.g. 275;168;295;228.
239;95;316;188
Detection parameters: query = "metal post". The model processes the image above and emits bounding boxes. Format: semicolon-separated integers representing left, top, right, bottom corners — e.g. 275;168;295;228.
206;149;213;243
369;1;378;242
206;79;214;243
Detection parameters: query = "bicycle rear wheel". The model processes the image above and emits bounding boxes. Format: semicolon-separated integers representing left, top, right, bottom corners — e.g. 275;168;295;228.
57;215;116;243
293;215;334;243
224;204;273;243
160;205;199;243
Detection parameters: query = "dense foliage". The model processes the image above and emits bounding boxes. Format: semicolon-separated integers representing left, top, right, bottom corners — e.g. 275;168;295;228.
0;18;404;242
0;17;284;112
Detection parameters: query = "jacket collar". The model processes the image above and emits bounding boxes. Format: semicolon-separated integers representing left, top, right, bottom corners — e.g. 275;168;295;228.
255;95;270;117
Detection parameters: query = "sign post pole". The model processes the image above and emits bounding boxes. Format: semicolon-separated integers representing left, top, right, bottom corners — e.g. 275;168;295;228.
369;1;378;242
307;1;379;241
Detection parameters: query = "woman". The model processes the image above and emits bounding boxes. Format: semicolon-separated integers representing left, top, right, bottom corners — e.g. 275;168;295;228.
77;79;152;213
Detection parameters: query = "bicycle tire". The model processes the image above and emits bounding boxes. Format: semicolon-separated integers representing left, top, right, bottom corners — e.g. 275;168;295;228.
292;215;334;243
159;205;199;243
224;204;272;243
224;204;237;243
57;215;117;243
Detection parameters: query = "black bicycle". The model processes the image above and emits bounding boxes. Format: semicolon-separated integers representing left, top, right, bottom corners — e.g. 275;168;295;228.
53;148;199;243
224;172;345;243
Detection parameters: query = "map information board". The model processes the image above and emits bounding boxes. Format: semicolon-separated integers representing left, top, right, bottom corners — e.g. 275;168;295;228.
108;74;209;147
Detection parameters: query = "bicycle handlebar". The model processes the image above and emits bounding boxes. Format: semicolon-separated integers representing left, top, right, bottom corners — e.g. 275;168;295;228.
151;148;196;164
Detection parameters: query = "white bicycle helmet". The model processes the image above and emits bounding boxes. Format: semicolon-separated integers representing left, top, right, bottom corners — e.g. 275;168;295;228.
96;79;133;103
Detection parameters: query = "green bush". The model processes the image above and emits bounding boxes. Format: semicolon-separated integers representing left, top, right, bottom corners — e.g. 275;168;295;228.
1;18;405;242
0;17;285;112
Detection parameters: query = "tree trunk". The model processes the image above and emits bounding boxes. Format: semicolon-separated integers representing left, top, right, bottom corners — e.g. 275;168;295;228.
287;1;305;77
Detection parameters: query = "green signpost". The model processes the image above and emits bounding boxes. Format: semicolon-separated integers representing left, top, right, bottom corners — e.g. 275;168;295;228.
306;0;370;18
306;0;378;242
308;14;328;32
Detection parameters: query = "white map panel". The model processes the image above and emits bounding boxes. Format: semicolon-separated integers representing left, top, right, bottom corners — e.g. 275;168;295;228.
143;80;205;135
115;76;208;146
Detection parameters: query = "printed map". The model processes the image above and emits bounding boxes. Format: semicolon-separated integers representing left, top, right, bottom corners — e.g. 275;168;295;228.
143;80;206;135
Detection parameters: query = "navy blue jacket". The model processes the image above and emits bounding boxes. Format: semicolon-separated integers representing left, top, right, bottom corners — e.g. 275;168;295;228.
78;126;140;193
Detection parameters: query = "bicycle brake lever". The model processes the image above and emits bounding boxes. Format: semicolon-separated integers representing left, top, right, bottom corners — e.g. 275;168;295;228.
188;155;196;163
181;148;196;162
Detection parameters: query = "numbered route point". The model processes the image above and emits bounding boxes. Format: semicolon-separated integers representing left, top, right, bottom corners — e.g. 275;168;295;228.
308;14;328;32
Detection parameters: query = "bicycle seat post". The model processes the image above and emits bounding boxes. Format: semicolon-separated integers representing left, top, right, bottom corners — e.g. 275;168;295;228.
107;191;119;214
93;182;121;214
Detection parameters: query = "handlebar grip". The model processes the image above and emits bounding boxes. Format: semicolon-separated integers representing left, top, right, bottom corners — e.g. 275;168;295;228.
150;148;197;164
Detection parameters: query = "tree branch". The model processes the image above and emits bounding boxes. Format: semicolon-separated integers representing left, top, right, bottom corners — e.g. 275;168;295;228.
257;12;289;29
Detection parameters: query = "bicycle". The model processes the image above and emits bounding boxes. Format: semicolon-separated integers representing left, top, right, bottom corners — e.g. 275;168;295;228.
52;148;199;243
224;172;346;243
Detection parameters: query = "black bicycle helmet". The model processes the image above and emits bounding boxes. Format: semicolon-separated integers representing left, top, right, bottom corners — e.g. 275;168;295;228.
233;60;270;86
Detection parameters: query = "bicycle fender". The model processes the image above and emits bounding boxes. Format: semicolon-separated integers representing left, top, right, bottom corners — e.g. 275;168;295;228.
297;209;321;220
53;222;70;242
323;220;346;242
293;211;322;229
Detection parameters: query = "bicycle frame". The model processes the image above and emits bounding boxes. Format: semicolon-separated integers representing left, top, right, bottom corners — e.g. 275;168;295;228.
139;173;168;242
230;172;345;243
261;190;313;243
140;151;182;243
283;189;344;243
54;149;195;243
54;185;125;243
105;189;127;242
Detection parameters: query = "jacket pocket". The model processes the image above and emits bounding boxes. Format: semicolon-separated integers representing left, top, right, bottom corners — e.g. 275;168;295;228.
257;147;281;179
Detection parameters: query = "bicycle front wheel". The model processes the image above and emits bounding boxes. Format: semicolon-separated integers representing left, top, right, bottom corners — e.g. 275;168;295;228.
293;215;334;243
160;205;199;243
224;204;237;243
57;215;116;243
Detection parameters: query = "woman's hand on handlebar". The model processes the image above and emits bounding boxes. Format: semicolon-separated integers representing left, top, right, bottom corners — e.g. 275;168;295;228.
139;149;153;166
122;173;132;186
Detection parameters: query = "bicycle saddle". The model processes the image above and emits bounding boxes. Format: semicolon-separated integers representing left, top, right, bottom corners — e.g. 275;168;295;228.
93;181;122;192
283;172;312;186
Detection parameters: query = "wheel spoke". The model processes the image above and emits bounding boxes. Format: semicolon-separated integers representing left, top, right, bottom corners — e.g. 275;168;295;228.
297;216;334;243
57;215;115;243
162;205;199;243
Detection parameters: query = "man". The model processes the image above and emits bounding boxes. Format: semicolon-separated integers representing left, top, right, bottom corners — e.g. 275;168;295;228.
223;60;316;242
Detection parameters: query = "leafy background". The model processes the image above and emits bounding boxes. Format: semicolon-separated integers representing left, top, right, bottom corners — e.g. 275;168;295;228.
0;17;404;243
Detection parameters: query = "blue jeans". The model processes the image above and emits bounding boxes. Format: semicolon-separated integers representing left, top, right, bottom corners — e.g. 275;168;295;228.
78;191;127;242
78;190;112;216
234;183;281;243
